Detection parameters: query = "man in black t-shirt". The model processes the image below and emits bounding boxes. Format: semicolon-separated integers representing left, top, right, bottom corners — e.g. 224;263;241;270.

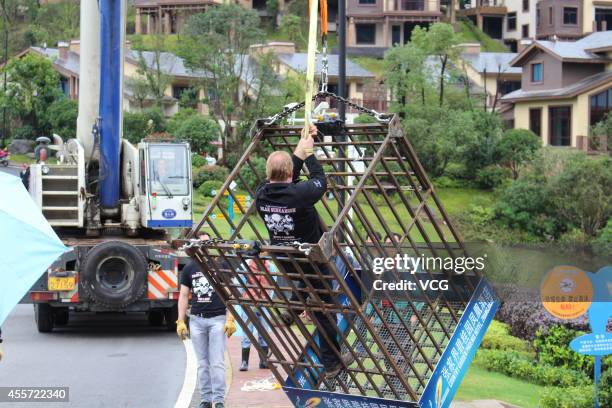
177;235;236;408
255;125;352;379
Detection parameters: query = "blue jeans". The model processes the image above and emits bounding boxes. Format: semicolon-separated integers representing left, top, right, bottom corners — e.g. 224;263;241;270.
190;314;226;404
240;310;267;349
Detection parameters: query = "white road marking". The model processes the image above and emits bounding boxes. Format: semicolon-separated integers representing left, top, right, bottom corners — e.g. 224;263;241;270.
174;339;197;408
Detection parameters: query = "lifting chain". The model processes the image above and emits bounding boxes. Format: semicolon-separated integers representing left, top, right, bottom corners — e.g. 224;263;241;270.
181;238;313;256
263;92;391;126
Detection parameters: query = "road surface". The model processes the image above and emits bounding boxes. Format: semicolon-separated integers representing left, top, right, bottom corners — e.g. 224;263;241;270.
0;164;21;177
0;305;186;408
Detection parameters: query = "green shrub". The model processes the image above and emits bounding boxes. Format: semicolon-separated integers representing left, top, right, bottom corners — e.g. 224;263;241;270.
47;98;78;139
444;162;469;180
480;321;530;352
540;385;594;408
123;108;167;144
168;114;219;155
475;165;510;189
600;367;612;408
433;176;462;188
534;325;593;376
198;180;222;197
191;154;207;168
475;349;590;387
193;165;229;188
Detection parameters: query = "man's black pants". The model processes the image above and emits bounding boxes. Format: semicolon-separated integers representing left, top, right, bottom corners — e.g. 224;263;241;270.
279;260;340;368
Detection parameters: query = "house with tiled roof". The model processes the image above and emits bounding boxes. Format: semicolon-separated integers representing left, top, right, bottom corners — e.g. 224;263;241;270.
501;31;612;151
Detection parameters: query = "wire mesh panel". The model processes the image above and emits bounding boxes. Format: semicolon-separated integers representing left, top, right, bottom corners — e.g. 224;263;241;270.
180;113;483;403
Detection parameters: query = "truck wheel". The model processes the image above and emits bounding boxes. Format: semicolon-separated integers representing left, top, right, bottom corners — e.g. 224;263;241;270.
35;304;54;333
81;241;147;309
55;309;69;326
164;306;178;331
148;311;164;326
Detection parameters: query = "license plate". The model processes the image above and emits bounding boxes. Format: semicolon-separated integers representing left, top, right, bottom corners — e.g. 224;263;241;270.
48;277;75;291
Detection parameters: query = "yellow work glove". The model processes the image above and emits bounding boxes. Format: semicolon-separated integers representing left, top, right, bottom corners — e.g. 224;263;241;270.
176;320;189;340
224;316;236;338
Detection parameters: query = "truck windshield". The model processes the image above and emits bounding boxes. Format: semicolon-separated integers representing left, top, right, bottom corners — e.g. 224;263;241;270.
149;144;189;196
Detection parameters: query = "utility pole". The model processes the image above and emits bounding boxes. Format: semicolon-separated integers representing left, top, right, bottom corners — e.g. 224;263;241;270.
0;0;8;148
337;0;346;217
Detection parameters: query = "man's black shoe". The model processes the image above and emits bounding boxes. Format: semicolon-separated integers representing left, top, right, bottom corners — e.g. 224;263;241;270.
324;352;355;379
214;403;224;408
199;402;212;408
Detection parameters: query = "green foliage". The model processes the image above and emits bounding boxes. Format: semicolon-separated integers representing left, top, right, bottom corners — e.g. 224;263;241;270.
600;367;612;408
540;385;594;408
495;174;563;238
433;176;464;189
480;321;531;352
402;104;477;177
0;53;61;138
475;349;591;387
47;97;78;139
457;20;509;52
167;112;219;154
594;218;612;255
133;39;173;108
239;157;266;191
24;1;80;49
181;4;268;154
591;111;612;138
498;129;541;179
191;154;207;168
475;165;510;189
461;110;503;177
534;325;593;375
266;0;280;19
193;165;229;188
353;114;378;124
122;108;167;144
548;154;612;236
279;14;306;48
198;180;223;197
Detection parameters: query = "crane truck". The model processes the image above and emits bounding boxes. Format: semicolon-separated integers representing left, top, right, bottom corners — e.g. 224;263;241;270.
24;0;193;332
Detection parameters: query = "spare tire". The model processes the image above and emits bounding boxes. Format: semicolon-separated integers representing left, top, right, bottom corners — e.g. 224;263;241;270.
81;241;147;309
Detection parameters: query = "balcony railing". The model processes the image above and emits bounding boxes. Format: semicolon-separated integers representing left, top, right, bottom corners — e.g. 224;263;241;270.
461;0;505;9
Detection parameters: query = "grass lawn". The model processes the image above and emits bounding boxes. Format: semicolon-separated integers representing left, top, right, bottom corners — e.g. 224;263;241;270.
8;154;34;164
457;21;509;53
456;364;543;408
349;56;386;78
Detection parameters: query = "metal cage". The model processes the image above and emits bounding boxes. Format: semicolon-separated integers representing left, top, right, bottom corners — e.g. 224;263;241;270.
180;113;484;403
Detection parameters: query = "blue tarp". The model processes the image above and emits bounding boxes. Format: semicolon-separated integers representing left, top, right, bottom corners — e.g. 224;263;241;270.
0;171;67;326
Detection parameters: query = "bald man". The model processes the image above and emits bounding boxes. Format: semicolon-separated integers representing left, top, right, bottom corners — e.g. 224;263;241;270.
255;125;352;379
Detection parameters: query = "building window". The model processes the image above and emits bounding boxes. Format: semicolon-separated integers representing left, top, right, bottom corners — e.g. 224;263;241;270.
356;83;364;93
549;106;571;146
359;0;376;3
531;63;542;82
529;108;542;137
356;23;376;45
522;24;529;38
549;7;553;25
59;76;69;96
537;9;541;26
498;80;521;96
522;0;529;12
563;7;578;25
507;12;517;31
595;8;612;31
590;88;612;126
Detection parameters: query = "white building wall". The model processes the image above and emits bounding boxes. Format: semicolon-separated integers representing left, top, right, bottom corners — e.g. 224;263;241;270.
503;0;537;41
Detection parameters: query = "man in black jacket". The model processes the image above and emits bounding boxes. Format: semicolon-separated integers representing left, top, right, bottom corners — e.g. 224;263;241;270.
255;125;351;379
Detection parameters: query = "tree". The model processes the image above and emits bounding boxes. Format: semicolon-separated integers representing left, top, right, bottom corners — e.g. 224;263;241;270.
26;0;79;48
123;108;166;145
384;42;429;111
498;129;541;179
180;5;268;154
279;14;306;48
411;23;461;107
167;111;220;155
0;53;61;138
47;97;77;139
134;35;173;109
550;154;612;236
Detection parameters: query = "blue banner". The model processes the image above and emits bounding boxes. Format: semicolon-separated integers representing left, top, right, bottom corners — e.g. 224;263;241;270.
419;278;499;408
283;386;419;408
